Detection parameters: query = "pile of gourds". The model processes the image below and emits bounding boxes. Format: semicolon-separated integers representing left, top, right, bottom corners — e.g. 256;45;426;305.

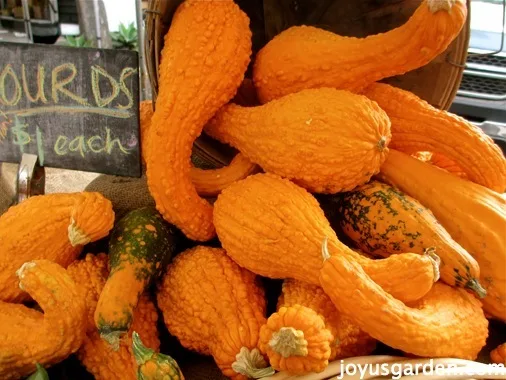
1;0;505;379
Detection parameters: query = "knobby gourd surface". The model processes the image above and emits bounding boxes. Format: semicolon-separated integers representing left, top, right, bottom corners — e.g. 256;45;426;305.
491;343;506;365
278;279;376;360
145;0;252;241
140;99;257;197
67;253;160;380
259;304;332;374
379;149;506;322
0;260;87;380
0;192;114;302
94;207;180;348
133;332;185;380
253;0;467;103
337;180;484;297
214;173;439;303
206;88;391;193
320;244;488;360
157;246;272;380
363;83;506;192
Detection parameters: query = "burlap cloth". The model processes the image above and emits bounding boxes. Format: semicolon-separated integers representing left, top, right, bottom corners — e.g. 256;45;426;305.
0;163;155;219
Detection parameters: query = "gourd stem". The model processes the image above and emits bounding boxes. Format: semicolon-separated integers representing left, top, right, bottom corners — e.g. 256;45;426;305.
466;279;487;299
100;331;123;352
425;247;441;282
427;0;455;13
27;363;49;380
269;327;309;358
231;347;275;379
132;331;154;366
321;237;331;261
68;218;91;247
377;136;387;151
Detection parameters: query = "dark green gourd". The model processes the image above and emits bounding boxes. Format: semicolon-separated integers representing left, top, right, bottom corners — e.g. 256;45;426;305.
327;181;485;298
94;207;182;348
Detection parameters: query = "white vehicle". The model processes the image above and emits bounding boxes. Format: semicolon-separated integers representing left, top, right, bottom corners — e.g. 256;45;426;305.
450;0;506;154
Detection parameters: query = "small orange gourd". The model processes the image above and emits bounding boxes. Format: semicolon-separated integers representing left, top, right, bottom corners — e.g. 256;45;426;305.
320;240;488;360
491;343;506;365
145;0;252;241
214;173;440;303
362;83;506;192
67;253;160;380
253;0;467;103
278;279;376;360
0;260;87;380
259;304;333;374
206;88;391;193
157;246;273;380
379;149;506;322
0;192;114;302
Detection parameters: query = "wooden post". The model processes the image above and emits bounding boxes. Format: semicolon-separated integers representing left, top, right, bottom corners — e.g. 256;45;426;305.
76;0;112;48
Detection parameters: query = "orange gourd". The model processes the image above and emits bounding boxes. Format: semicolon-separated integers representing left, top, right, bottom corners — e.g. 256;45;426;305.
414;152;468;179
0;192;114;302
0;260;87;380
362;83;506;192
213;173;440;303
145;0;252;241
320;240;488;360
140;99;258;197
206;88;391;193
278;279;376;360
67;253;160;380
253;0;467;103
491;343;506;365
191;154;259;197
157;246;273;380
379;149;506;322
259;304;333;374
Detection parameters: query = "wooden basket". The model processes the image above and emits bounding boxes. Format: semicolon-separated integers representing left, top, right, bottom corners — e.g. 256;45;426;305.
144;0;471;169
140;2;502;379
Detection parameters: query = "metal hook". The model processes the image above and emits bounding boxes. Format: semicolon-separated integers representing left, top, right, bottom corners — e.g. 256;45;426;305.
15;153;45;205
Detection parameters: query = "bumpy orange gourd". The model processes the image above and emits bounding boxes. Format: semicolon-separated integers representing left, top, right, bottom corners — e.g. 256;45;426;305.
491;343;506;365
337;181;484;297
157;246;273;380
66;253;160;380
253;0;467;103
320;241;488;360
206;88;391;193
379;149;506;322
278;279;376;360
191;154;259;197
214;173;440;303
0;192;114;302
0;260;87;380
363;83;506;192
259;304;333;374
414;152;468;179
140;99;257;197
145;0;252;241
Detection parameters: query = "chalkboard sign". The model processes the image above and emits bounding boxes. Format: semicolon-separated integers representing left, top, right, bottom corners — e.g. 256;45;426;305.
0;42;141;177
